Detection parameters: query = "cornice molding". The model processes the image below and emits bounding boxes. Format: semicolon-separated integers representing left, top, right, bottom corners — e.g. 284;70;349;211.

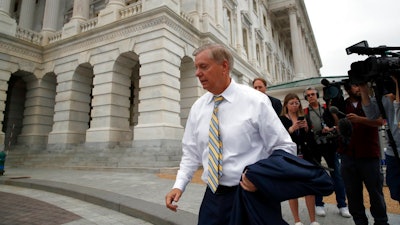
0;39;43;62
44;15;197;62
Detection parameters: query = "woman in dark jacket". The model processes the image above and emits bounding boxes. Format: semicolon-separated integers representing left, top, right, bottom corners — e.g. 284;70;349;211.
279;93;320;225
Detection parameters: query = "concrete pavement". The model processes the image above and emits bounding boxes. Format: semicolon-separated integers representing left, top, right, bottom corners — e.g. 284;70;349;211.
0;167;399;225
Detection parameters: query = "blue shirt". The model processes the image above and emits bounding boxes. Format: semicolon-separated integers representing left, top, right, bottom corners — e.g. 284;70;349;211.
173;80;296;191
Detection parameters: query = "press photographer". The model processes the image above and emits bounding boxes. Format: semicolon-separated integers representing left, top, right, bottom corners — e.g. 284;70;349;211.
303;86;350;217
320;78;346;115
346;40;400;205
337;78;389;224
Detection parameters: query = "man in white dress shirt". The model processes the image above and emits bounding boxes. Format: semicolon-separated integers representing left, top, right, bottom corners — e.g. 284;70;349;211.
165;43;296;225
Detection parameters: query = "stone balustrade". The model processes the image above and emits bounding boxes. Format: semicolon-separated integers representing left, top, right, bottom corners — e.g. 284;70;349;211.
180;11;194;24
15;27;43;45
120;1;142;19
81;18;98;32
13;1;194;45
48;31;62;44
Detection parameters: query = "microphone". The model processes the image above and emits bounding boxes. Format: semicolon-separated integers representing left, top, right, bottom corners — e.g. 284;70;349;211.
329;106;346;116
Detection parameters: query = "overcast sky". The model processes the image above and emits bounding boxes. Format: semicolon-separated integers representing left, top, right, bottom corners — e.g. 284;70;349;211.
303;0;400;76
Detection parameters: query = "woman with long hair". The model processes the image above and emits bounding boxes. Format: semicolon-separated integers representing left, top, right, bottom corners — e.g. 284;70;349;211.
280;93;319;225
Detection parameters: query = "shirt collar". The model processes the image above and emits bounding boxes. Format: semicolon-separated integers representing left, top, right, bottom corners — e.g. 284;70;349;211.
207;79;236;105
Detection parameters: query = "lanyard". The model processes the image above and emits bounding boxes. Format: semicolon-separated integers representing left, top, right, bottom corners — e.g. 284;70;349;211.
309;105;325;125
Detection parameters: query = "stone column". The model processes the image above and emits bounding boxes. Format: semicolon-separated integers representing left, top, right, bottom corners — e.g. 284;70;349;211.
0;69;11;150
200;0;216;32
133;47;184;141
250;28;256;65
85;53;132;144
41;0;61;44
62;0;90;38
97;0;125;26
0;0;17;36
71;0;90;21
235;7;243;55
19;0;36;30
215;0;223;29
48;64;93;145
0;0;10;13
19;76;56;147
289;6;304;79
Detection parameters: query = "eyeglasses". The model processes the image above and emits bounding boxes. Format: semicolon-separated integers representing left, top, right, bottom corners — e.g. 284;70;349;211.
288;101;300;106
306;93;316;97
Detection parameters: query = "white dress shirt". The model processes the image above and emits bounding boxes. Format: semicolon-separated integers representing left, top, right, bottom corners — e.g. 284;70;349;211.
173;80;296;191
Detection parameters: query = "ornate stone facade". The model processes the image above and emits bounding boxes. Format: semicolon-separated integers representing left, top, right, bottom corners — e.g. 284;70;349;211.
0;0;321;169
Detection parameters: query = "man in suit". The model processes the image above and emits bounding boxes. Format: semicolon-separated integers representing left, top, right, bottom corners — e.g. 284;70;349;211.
253;77;282;115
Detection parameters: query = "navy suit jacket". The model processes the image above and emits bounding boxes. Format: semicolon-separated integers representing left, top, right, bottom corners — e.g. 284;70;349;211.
268;95;282;115
229;150;334;225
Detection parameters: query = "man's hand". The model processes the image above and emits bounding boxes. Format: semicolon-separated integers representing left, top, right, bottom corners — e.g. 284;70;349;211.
298;120;308;130
240;170;257;192
346;113;362;123
165;188;182;212
321;126;331;133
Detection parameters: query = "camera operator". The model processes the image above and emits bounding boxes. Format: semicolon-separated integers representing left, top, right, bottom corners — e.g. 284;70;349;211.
303;87;351;218
339;81;389;225
359;76;400;206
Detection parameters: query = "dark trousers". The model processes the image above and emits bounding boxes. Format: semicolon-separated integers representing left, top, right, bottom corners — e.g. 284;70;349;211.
313;143;347;208
341;155;389;225
198;186;237;225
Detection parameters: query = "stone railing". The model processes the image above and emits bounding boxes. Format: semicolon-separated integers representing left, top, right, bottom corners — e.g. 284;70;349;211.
180;11;194;24
15;27;43;45
81;17;98;32
120;1;142;19
48;31;62;44
14;0;195;45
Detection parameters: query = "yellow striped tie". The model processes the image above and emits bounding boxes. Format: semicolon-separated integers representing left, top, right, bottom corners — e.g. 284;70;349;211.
208;96;224;193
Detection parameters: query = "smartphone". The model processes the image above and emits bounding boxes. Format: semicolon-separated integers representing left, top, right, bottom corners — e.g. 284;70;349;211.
298;116;304;120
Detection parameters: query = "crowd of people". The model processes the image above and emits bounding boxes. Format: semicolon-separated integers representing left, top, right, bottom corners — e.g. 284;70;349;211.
165;43;400;225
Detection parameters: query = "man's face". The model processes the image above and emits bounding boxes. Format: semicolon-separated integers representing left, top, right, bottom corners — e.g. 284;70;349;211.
350;84;361;96
305;90;318;104
253;80;267;93
194;49;229;95
348;84;361;99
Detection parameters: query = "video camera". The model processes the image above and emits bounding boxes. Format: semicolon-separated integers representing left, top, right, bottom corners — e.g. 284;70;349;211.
320;78;347;111
346;41;400;94
347;41;400;162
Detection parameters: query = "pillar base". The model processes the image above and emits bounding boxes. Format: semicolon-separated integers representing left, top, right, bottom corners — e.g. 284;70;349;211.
48;131;86;144
133;123;183;140
97;5;124;26
0;13;17;36
18;134;48;146
62;19;82;39
85;128;132;143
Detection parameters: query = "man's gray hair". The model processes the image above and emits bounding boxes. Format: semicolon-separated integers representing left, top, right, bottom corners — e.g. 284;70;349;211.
193;43;234;72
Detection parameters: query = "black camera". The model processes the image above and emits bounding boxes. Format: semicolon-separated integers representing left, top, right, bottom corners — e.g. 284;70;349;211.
346;41;400;93
320;78;346;111
314;130;338;145
321;78;345;101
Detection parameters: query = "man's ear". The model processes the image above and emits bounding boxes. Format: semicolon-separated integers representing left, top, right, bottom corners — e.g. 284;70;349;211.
222;60;229;75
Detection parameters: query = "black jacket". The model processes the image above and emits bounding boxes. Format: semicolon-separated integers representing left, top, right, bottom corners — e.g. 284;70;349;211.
268;95;282;116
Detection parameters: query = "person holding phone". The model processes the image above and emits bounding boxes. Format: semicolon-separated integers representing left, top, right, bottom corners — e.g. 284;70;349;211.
279;93;320;225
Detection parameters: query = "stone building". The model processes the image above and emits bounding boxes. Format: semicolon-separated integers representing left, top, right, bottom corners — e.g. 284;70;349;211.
0;0;321;169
